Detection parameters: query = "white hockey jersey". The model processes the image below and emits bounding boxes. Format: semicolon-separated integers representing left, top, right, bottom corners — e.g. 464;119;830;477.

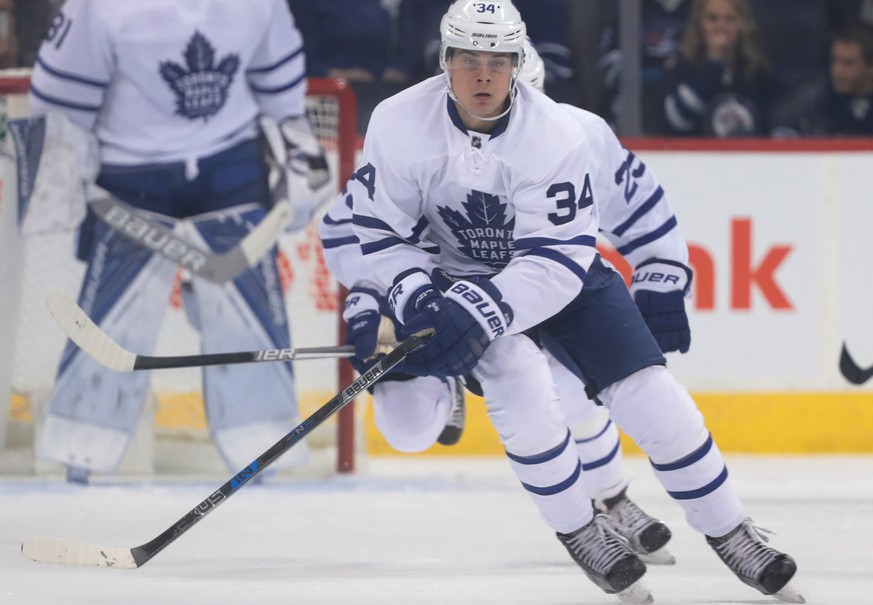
346;77;687;333
29;0;308;166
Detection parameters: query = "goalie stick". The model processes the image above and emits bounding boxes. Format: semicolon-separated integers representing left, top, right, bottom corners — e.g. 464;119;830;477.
839;343;873;385
21;332;429;569
47;290;355;370
89;192;291;284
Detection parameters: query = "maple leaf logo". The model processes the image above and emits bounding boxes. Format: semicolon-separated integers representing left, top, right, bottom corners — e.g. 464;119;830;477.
437;190;515;269
159;31;240;120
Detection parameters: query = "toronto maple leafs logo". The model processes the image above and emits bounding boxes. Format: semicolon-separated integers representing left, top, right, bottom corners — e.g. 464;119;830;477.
159;32;240;120
437;190;515;269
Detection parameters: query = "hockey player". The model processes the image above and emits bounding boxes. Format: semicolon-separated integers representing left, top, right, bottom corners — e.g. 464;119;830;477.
319;39;676;566
24;0;330;483
343;1;803;602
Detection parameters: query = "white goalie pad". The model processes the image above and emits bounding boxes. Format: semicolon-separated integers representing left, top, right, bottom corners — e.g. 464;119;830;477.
5;112;99;235
260;115;333;233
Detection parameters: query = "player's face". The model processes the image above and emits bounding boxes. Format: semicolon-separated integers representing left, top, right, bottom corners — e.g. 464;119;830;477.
446;50;514;128
831;40;873;95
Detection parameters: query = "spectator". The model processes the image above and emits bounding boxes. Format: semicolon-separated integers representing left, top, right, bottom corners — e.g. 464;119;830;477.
828;22;873;133
774;21;873;136
569;0;692;133
661;0;773;137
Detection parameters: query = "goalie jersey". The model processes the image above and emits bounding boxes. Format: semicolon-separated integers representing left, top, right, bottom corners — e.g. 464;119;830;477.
348;76;688;333
28;0;308;166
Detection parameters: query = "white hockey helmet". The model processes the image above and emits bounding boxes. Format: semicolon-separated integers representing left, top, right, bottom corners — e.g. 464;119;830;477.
519;38;545;92
439;0;527;73
439;1;527;121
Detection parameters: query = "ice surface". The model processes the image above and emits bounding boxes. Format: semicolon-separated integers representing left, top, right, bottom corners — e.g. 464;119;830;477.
2;455;870;604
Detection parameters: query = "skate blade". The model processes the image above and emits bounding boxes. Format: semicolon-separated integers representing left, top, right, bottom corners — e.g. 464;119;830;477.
617;578;654;604
637;546;675;565
773;581;805;603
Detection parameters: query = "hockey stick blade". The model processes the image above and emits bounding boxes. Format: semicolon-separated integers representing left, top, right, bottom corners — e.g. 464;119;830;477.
839;343;873;385
89;193;291;284
21;333;429;569
47;290;354;372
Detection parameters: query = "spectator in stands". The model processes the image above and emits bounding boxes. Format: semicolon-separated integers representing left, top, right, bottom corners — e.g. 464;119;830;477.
569;0;692;133
774;21;873;136
661;0;773;137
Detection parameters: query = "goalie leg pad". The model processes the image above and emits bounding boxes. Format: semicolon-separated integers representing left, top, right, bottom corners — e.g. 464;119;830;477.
6;113;98;236
184;215;306;471
38;235;178;473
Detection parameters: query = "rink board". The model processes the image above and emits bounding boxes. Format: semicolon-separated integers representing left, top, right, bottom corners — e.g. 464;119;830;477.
6;143;873;456
362;143;873;457
364;391;873;456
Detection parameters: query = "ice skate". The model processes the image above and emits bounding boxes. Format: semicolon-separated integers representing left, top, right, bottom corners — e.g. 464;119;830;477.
597;487;675;565
707;518;805;603
436;377;465;446
557;513;652;604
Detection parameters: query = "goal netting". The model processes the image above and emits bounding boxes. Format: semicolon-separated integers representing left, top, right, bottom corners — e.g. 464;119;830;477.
0;72;359;478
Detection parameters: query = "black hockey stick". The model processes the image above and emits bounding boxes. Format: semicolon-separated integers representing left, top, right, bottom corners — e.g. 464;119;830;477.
20;333;429;569
89;192;291;284
839;343;873;385
46;290;356;371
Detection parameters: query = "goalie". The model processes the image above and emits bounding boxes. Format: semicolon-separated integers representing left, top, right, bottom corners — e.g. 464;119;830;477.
19;0;331;483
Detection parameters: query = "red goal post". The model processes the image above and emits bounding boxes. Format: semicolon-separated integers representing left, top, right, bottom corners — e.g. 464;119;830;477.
0;73;360;476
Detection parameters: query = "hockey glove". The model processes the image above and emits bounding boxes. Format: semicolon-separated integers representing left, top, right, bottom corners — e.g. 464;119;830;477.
401;278;512;377
261;115;332;232
387;269;443;325
630;258;693;354
342;287;402;374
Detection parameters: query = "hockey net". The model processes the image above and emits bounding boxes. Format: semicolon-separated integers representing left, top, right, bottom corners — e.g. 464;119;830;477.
0;72;359;477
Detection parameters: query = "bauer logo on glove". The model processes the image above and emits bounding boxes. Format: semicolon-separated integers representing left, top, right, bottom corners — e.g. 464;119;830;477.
629;258;692;354
446;281;508;339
